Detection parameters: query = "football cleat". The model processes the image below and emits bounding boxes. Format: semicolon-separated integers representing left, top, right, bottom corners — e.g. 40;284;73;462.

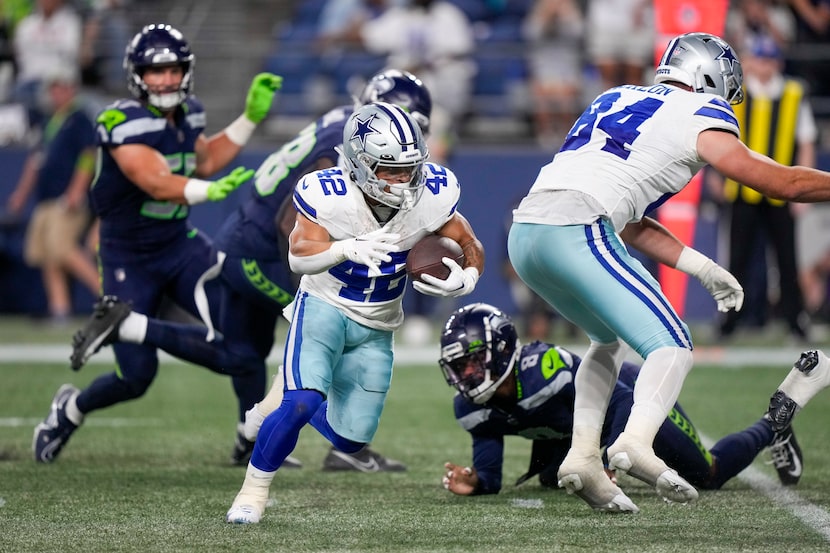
33;384;80;463
557;451;638;513
768;426;803;486
322;446;407;473
768;350;830;432
70;295;132;371
607;435;698;504
230;430;302;469
225;504;263;525
226;465;273;524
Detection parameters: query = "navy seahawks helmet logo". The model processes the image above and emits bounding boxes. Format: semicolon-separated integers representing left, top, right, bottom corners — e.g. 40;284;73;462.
351;114;380;148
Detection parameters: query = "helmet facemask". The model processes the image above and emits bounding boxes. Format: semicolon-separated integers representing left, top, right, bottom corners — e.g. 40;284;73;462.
439;303;520;404
124;24;195;111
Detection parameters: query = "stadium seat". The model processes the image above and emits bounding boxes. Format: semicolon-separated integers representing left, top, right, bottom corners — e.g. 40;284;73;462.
328;52;387;97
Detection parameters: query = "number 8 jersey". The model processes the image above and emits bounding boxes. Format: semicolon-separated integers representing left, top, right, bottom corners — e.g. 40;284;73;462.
292;161;461;331
514;83;740;232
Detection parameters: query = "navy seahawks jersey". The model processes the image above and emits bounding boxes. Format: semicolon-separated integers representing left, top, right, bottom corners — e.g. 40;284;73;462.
454;341;639;493
214;105;354;260
90;97;206;247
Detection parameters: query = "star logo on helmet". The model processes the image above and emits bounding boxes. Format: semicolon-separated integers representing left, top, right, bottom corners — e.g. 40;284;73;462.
351;114;380;148
715;44;739;72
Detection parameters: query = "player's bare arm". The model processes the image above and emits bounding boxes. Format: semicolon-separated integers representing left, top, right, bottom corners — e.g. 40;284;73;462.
435;212;485;276
288;213;334;257
698;129;830;202
110;143;191;203
619;217;685;267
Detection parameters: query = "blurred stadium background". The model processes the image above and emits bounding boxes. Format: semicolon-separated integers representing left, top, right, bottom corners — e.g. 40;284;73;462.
2;0;830;344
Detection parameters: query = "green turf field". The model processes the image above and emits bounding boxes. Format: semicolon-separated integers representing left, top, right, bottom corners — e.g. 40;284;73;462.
1;337;830;552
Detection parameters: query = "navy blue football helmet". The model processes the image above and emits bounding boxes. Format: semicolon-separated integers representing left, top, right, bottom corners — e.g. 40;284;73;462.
439;303;520;404
358;69;432;134
124;23;194;110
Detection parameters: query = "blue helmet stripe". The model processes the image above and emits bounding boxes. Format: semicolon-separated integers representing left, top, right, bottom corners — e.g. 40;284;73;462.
374;102;417;151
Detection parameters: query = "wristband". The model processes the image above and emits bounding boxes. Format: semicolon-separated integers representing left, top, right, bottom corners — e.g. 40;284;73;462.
463;266;480;283
225;115;257;146
674;247;712;278
183;178;211;205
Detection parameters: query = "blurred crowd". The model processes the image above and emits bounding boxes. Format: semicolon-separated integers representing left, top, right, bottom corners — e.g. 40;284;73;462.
1;0;830;340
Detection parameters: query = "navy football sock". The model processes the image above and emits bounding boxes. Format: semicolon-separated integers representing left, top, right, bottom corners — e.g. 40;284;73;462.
708;418;774;489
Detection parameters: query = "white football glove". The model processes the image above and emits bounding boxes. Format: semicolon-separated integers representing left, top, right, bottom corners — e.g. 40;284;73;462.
412;258;479;298
698;262;744;313
330;228;400;277
676;247;744;313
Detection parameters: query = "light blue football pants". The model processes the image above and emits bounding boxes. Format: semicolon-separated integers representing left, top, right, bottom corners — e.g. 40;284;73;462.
282;291;394;443
507;220;693;357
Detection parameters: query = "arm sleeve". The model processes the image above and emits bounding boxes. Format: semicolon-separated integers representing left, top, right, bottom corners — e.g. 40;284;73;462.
470;434;505;495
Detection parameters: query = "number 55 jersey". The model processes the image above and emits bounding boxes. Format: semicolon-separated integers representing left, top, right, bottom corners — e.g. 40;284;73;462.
514;83;740;232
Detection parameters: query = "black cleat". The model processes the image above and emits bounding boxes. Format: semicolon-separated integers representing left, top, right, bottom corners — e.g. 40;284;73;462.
33;384;80;463
768;426;803;486
322;446;407;473
70;295;132;371
766;390;800;433
230;431;302;468
767;351;826;432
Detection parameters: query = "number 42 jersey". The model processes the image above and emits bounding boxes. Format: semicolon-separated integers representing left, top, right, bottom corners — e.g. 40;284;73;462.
292;162;462;331
515;83;740;232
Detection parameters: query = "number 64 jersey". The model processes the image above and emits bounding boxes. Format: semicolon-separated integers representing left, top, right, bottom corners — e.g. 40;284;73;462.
515;83;740;232
292;161;461;331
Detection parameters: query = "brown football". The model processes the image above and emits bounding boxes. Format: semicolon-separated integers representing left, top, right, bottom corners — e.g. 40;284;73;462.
406;234;465;283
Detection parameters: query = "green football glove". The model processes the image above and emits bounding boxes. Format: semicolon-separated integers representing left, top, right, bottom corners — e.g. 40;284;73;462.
244;72;283;124
207;167;255;201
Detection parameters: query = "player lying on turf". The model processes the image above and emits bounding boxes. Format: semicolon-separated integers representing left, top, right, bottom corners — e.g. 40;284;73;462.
438;303;828;502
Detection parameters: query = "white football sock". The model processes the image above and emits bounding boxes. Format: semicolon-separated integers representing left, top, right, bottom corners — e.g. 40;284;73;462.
118;312;148;343
625;346;693;442
571;341;622;450
64;393;84;426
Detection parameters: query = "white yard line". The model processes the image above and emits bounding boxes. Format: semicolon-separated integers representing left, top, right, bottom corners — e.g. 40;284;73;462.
700;432;830;542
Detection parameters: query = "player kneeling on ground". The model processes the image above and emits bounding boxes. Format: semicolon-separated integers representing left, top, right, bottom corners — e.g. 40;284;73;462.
438;303;827;502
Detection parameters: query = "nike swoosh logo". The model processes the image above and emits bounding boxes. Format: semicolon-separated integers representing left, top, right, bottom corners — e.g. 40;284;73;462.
333;451;379;472
787;443;802;477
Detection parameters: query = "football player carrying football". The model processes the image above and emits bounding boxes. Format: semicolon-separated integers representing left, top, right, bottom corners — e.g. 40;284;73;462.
225;102;485;524
439;303;822;499
508;32;830;512
33;24;279;464
68;70;435;471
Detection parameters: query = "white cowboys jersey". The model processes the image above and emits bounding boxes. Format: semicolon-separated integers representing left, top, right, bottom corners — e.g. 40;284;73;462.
292;162;462;330
514;83;740;232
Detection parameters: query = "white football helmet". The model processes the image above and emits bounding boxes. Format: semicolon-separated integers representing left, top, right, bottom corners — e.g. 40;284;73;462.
654;32;744;105
341;101;428;211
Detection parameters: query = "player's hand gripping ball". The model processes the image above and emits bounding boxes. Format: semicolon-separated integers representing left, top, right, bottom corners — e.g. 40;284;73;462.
406;234;465;283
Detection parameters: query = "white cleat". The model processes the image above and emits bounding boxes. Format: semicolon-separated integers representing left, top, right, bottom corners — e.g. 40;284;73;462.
557;452;639;513
607;436;698;504
769;351;830;431
225;465;274;524
226;504;263;525
243;404;266;442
